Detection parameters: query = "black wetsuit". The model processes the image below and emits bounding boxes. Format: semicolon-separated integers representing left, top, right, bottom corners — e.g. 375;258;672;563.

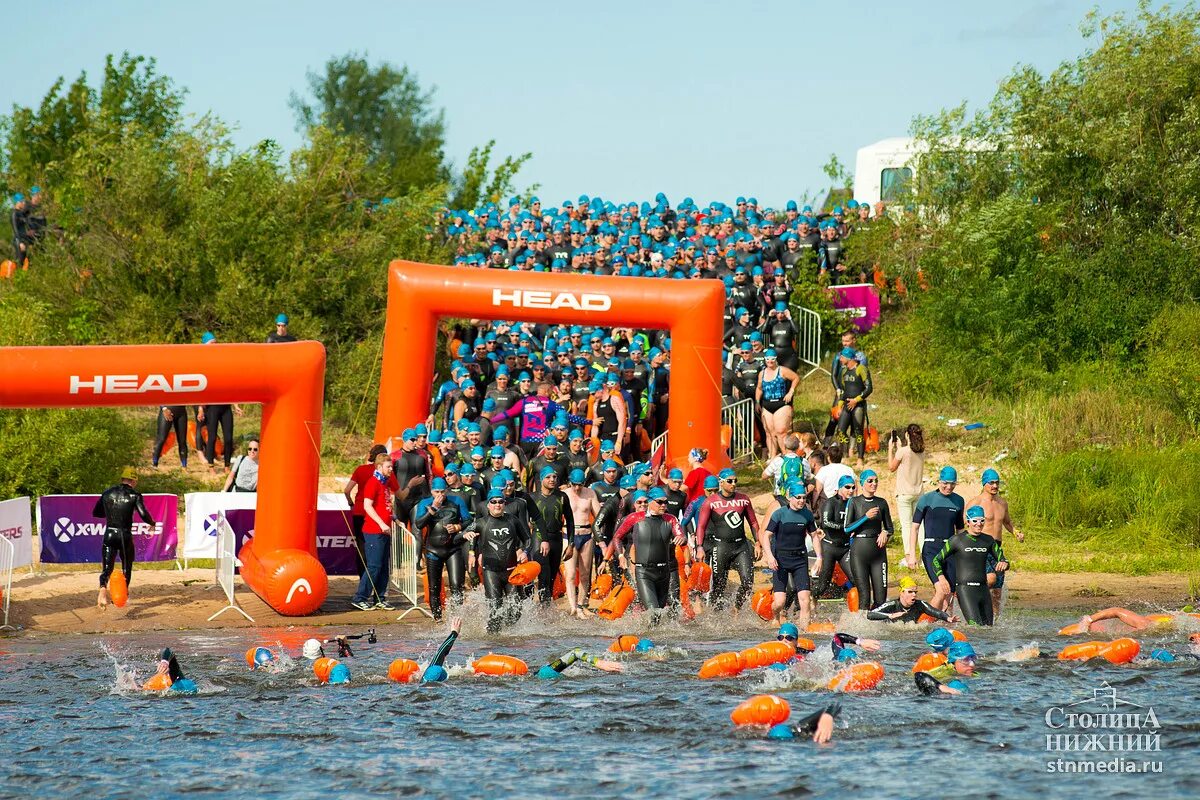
865;597;950;623
763;318;800;371
932;532;1006;625
529;489;573;603
783;703;842;739
592;492;626;573
611;511;682;613
202;404;234;467
526;453;571;493
392;449;430;523
151;406;188;466
543;647;601;674
467;512;533;633
813;495;853;599
414;498;469;619
93;483;153;588
697;492;759;611
835;365;872;459
663;487;689;522
845;495;893;609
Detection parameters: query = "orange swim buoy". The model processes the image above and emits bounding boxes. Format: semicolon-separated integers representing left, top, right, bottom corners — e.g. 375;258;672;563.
730;694;791;726
422;573;447;607
950;629;968;642
108;570;129;608
473;653;528;676
1057;642;1104;661
590;573;614;600
845;587;860;613
697;652;744;679
313;657;339;684
917;613;939;625
688;561;712;593
609;635;640;653
552;568;566;600
1099;638;1140;664
806;622;835;634
751;588;773;621
795;638;816;653
755;640;797;666
832;562;850;586
597;584;635;620
142;672;172;691
912;652;948;673
387;658;420;683
827;661;885;692
738;645;767;669
508;561;541;586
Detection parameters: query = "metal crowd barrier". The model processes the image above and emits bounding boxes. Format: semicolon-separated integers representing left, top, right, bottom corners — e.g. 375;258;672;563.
391;522;433;620
796;305;829;379
206;511;254;622
721;397;756;463
0;534;13;630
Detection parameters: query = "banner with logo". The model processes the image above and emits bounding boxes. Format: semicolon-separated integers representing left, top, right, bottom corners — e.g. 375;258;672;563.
224;508;360;576
830;283;881;332
183;492;350;560
0;496;33;568
38;494;179;563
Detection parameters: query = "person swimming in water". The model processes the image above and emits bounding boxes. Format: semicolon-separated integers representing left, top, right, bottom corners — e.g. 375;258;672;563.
421;617;463;683
1068;607;1174;634
865;576;958;623
536;648;625;679
766;702;842;743
915;641;977;695
148;648;198;694
829;632;882;661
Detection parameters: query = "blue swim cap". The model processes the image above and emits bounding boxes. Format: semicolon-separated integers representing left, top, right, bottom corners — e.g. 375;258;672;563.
647;487;667;501
569;468;586;484
253;647;274;667
965;505;985;521
539;466;557;480
778;622;800;638
632;490;648;502
718;468;737;480
859;469;877;483
767;723;796;739
431;477;448;491
764;348;777;359
619;475;637;490
471;446;486;458
938;466;958;482
423;664;449;683
837;475;856;489
543;435;559;448
487;488;505;501
460;464;476;477
840;347;857;359
981;468;1000;485
767;662;789;671
635;639;654;653
947;642;977;662
667;468;684;480
1150;649;1176;663
201;332;216;344
275;313;289;325
786;481;805;497
170;678;199;695
603;459;619;471
926;628;955;652
536;665;561;680
402;428;416;441
328;664;351;684
946;679;970;693
835;647;857;662
704;476;719;490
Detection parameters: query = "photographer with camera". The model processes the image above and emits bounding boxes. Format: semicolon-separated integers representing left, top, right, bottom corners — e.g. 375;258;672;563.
886;424;926;568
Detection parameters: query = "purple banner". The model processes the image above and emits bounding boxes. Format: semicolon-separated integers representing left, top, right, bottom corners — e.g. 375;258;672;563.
39;494;179;563
225;508;360;576
831;283;882;332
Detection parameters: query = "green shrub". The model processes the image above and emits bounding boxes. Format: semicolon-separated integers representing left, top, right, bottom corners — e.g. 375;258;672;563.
0;409;143;497
1144;303;1200;432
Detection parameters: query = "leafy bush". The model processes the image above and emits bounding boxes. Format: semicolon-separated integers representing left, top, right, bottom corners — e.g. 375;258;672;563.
1144;304;1200;432
0;409;142;498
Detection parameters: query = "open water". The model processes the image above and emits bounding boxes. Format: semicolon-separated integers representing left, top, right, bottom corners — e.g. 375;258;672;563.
1;601;1197;799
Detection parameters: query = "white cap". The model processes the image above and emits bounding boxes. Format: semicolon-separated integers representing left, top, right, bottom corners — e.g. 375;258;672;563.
302;639;324;659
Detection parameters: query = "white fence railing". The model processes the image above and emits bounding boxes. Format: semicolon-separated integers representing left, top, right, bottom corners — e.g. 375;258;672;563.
391;523;433;620
207;512;254;622
796;305;829;380
721;397;757;463
0;533;13;630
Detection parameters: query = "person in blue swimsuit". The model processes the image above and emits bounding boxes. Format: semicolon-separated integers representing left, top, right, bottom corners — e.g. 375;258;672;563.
755;349;800;461
760;481;819;628
906;466;965;612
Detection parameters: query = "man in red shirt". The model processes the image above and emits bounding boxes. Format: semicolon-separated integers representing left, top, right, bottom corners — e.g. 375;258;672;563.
343;444;391;577
352;454;396;610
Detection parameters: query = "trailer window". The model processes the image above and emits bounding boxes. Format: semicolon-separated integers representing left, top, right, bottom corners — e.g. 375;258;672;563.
880;167;912;202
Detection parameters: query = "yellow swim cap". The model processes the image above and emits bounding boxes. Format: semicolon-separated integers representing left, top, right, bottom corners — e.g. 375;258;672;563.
899;577;918;591
121;467;138;481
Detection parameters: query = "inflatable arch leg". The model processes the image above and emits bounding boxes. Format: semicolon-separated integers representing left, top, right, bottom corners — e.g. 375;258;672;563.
0;342;328;615
375;261;731;470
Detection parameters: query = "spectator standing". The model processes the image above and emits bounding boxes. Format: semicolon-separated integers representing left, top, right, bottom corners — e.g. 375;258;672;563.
352;453;397;611
222;438;260;492
887;424;927;568
344;445;391;577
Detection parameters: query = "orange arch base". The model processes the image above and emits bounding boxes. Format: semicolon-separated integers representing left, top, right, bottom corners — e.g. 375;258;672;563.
375;261;731;469
0;342;328;616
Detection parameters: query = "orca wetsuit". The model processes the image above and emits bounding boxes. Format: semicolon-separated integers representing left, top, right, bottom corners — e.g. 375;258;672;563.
812;494;853;598
93;483;153;589
844;494;893;609
932;532;1005;625
865;597;950;623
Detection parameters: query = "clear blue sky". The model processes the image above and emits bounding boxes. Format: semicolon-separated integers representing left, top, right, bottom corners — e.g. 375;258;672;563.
2;0;1145;208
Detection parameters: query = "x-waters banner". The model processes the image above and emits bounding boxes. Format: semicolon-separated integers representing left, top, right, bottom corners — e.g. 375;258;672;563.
0;497;33;568
831;283;881;332
224;508;359;576
37;494;179;563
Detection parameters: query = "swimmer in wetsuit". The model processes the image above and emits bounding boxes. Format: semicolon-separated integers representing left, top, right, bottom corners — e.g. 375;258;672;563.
421;617;462;682
931;506;1007;626
529;466;574;604
536;647;625;679
150;648;198;694
696;468;760;612
605;487;688;616
865;576;957;623
830;632;882;662
844;470;893;610
93;467;154;609
811;475;856;601
915;641;976;695
765;702;842;743
413;479;472;620
907;466;966;612
465;490;533;633
761;481;819;629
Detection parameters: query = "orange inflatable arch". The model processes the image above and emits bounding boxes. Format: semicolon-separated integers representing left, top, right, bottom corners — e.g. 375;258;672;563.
0;342;327;615
375;261;730;469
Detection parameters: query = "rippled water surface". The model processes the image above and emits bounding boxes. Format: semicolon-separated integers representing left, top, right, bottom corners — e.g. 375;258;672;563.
2;603;1197;799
